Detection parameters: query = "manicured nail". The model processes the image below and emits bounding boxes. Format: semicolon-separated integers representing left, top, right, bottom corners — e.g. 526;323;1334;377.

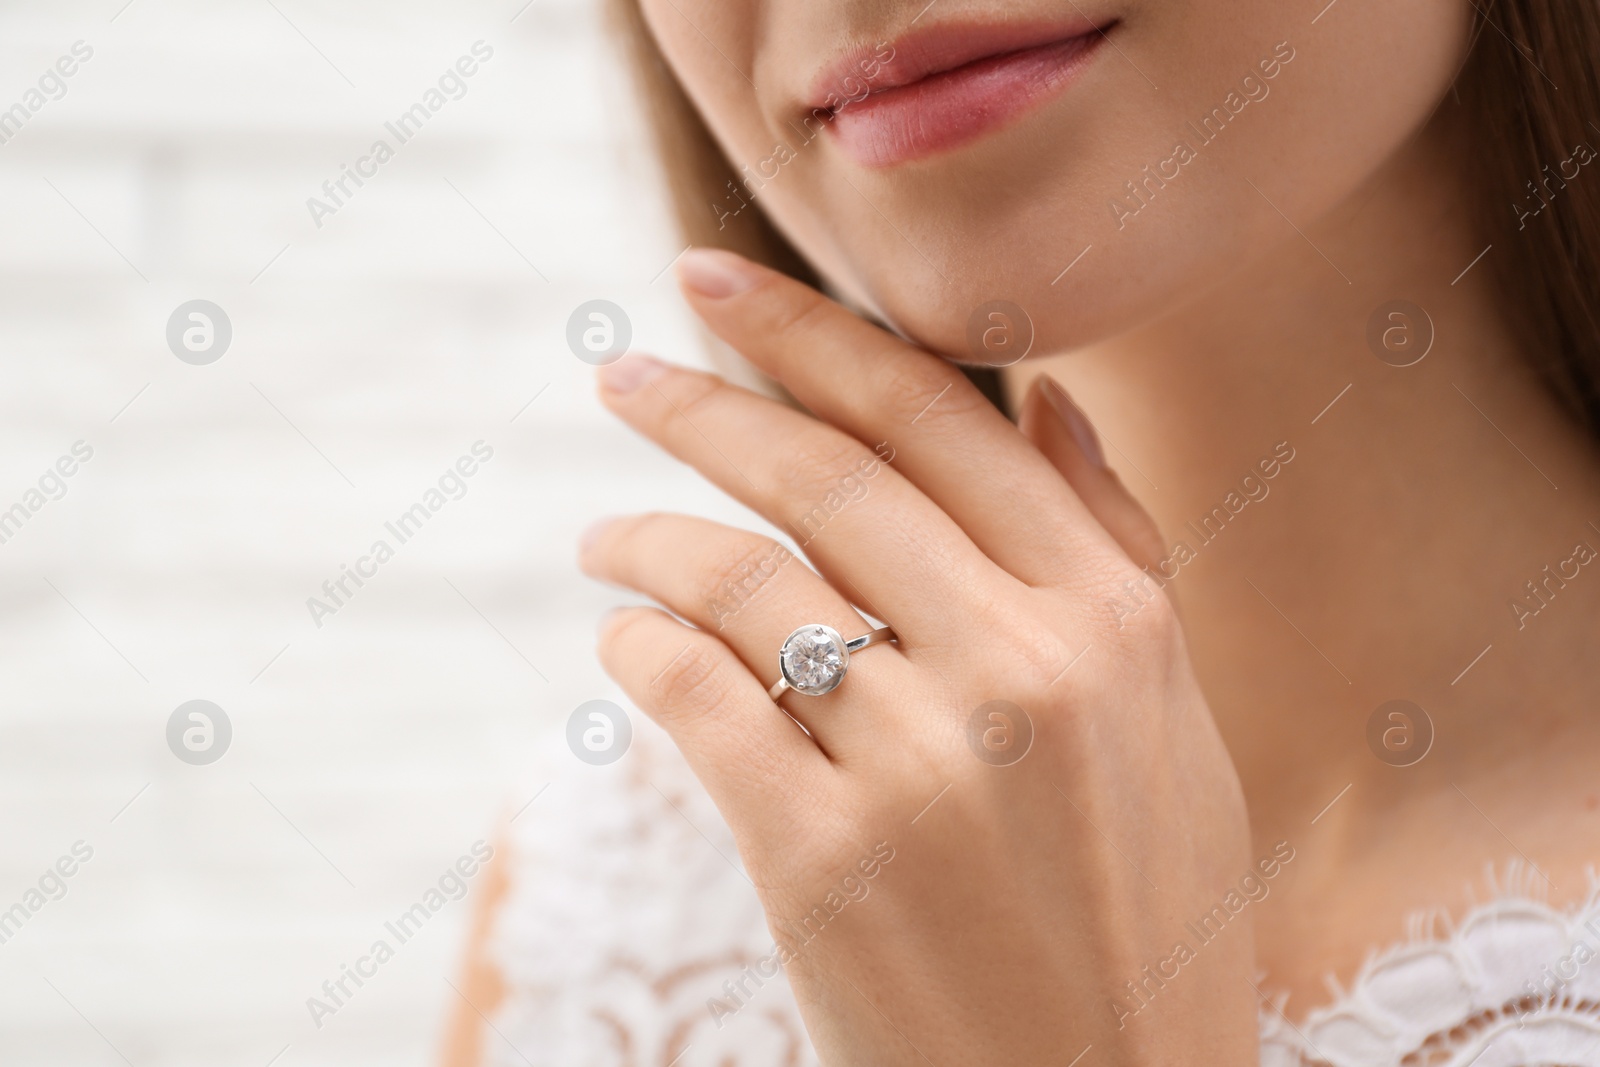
676;247;763;299
1039;376;1106;468
599;354;670;394
579;515;618;553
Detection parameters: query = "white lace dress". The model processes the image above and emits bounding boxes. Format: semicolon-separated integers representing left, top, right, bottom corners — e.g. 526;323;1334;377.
1257;870;1600;1067
489;727;1600;1067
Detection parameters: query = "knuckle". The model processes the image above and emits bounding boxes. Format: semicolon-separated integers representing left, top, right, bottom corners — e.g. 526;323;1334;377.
1093;565;1183;664
662;370;726;426
772;427;875;502
695;533;790;612
1119;582;1181;646
1008;626;1078;692
650;639;737;719
967;600;1075;693
878;363;987;428
760;286;833;342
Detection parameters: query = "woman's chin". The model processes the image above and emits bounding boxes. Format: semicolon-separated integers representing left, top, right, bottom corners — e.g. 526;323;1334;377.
851;280;1126;370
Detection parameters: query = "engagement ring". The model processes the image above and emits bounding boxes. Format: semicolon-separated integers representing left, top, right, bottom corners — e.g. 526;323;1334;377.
768;624;896;700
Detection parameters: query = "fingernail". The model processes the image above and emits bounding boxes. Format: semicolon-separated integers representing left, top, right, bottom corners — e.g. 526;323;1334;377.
1039;376;1106;468
579;515;618;553
599;354;670;394
676;247;763;299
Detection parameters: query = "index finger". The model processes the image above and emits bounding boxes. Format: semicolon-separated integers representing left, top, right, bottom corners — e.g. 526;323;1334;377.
674;248;1120;589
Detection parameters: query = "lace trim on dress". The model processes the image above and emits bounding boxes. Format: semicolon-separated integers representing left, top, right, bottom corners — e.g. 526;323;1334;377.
1259;866;1600;1067
488;728;819;1067
489;726;1600;1067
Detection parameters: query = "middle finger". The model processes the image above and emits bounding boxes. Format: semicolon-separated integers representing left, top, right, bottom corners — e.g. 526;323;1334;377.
597;354;1002;637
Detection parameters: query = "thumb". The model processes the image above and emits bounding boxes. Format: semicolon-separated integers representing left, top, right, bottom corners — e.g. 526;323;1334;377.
1018;375;1168;573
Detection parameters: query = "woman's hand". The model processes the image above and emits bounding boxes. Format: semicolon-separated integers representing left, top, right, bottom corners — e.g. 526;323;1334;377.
581;248;1259;1065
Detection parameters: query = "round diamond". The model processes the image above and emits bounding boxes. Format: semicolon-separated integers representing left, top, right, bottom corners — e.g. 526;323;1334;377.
779;625;849;696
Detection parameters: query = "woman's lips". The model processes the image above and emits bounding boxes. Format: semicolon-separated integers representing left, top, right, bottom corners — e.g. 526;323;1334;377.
814;23;1114;168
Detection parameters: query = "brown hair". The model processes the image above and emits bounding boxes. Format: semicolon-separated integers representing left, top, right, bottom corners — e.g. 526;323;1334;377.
1458;0;1600;434
606;0;820;289
607;0;1600;433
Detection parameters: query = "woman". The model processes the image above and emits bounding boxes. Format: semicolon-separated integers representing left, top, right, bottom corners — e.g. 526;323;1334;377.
554;0;1600;1062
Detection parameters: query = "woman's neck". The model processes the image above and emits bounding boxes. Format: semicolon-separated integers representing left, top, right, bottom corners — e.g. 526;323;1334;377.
1007;121;1600;870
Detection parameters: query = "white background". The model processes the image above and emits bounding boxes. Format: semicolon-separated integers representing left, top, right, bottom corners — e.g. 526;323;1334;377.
0;1;755;1062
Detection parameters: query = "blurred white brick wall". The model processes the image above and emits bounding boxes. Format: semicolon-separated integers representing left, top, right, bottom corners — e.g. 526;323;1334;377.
0;2;761;1063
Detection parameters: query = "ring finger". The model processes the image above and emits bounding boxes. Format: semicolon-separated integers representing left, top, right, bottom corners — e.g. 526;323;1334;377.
581;511;915;755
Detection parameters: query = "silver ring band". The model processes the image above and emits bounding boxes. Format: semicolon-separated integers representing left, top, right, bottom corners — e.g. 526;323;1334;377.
768;624;896;701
